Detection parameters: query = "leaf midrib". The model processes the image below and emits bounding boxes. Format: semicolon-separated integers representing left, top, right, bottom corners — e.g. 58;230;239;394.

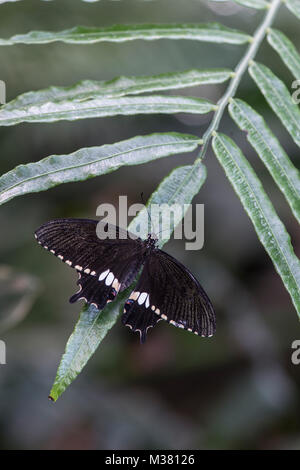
30;25;246;40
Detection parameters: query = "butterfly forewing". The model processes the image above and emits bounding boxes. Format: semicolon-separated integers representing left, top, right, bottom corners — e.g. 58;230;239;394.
35;218;146;309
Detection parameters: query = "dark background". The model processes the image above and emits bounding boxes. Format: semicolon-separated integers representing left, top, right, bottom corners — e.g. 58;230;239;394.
0;0;300;450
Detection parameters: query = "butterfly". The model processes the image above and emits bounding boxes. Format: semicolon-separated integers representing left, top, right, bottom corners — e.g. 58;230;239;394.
35;218;216;343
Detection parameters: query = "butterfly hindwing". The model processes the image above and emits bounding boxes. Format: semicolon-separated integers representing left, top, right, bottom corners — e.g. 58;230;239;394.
123;249;215;342
70;272;118;309
122;271;162;343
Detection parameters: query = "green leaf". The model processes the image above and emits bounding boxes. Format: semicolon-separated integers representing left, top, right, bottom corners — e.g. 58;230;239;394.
233;0;269;9
212;132;300;316
0;94;215;126
0;132;201;206
0;23;251;46
267;28;300;80
1;67;231;119
229;98;300;224
285;0;300;19
49;298;128;402
49;162;207;401
130;162;207;245
249;61;300;148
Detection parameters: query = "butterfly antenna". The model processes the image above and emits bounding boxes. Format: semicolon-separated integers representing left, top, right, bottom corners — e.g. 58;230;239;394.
156;227;170;236
155;226;175;241
141;192;155;235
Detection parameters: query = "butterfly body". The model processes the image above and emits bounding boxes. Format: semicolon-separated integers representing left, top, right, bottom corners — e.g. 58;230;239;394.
35;218;216;342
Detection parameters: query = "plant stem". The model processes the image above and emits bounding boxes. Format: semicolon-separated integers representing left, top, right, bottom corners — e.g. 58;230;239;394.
195;0;282;164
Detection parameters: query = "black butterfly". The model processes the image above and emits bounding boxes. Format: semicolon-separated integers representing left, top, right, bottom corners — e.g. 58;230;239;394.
35;218;216;343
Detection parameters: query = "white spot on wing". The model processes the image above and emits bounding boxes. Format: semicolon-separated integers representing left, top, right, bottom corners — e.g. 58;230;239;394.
105;272;114;286
99;269;109;281
138;292;147;305
112;278;120;291
129;291;140;301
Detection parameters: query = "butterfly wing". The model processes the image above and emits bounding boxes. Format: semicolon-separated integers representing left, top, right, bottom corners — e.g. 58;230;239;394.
123;249;215;342
69;271;118;309
35;218;146;309
122;270;162;344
